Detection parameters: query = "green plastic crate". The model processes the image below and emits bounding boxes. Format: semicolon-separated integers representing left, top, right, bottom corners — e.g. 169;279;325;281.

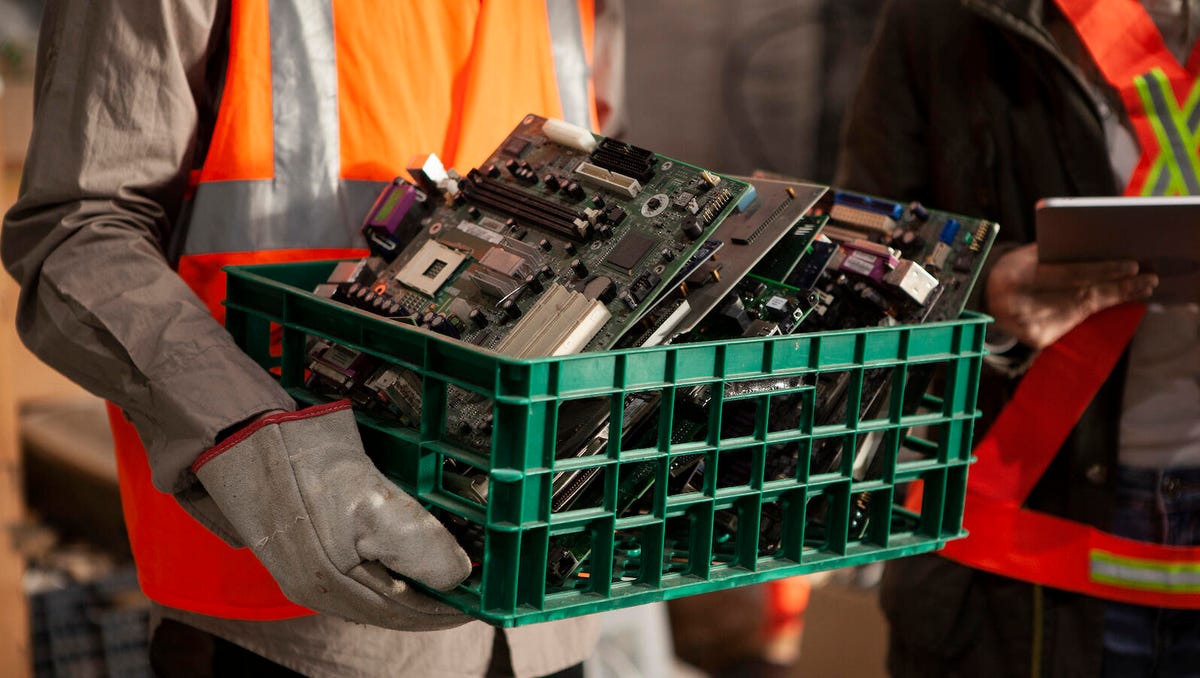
223;259;986;627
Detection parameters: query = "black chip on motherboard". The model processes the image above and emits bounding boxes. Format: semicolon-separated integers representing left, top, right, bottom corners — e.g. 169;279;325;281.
606;232;655;270
501;137;530;157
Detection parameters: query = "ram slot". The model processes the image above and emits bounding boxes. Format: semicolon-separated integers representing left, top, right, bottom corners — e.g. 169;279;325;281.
460;171;588;241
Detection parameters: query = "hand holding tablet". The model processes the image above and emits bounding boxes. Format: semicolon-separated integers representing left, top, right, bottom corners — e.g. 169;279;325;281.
987;242;1156;349
1036;196;1200;304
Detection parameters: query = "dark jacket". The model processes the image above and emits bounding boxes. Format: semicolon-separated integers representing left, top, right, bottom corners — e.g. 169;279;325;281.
836;0;1127;675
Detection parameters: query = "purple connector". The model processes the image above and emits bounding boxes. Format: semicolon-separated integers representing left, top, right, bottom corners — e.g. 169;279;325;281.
840;240;900;282
363;180;420;238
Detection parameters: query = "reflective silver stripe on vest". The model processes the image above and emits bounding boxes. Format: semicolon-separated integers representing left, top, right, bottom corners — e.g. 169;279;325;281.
1091;549;1200;593
185;1;590;255
546;0;593;130
185;0;364;255
186;179;385;254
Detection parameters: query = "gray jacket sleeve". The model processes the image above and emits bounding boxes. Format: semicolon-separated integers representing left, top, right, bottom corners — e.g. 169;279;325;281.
0;0;294;495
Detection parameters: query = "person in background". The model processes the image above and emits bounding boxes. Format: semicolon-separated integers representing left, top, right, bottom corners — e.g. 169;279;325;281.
836;0;1200;676
1;1;623;675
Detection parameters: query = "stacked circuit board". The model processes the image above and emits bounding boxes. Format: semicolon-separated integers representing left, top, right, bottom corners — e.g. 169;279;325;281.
297;116;999;588
304;115;760;447
530;190;998;584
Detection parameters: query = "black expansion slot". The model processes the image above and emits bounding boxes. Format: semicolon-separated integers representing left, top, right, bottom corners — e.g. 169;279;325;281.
588;138;657;184
460;170;589;241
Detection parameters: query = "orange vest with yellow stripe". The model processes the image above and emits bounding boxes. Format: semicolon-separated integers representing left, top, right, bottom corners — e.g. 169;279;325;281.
107;0;596;620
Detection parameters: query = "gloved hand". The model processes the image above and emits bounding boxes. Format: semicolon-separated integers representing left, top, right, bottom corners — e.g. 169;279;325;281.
190;399;472;630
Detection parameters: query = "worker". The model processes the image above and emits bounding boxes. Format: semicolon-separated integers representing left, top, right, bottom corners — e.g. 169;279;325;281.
838;0;1200;675
1;1;622;675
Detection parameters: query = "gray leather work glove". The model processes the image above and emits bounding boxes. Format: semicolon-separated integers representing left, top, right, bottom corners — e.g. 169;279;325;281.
190;399;472;630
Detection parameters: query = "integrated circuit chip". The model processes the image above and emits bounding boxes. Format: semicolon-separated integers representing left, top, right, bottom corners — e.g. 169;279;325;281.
605;232;655;271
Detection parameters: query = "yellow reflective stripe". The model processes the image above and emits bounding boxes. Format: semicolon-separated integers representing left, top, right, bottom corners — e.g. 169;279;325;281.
1134;68;1200;196
1090;549;1200;593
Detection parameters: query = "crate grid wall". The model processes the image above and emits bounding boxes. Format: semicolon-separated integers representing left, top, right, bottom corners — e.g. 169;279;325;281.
225;260;985;627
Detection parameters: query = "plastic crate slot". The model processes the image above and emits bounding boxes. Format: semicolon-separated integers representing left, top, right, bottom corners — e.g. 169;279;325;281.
613;458;667;517
516;527;551;609
609;524;668;586
598;391;660;462
553;396;610;462
551;465;609;515
806;482;852;557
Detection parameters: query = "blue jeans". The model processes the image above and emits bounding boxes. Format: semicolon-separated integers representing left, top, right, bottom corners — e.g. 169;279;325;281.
1102;466;1200;678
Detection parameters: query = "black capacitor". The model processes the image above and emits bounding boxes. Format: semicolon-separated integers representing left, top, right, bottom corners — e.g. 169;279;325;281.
909;201;931;221
618;291;638;310
484;163;501;179
592;194;606;208
539;264;554;279
538;238;552;251
469;308;488;327
597;224;613;240
430;315;460;338
504;158;520;175
505;217;519;232
660;248;675;262
583;276;617;304
524;274;544;294
571;258;588;277
467;206;481;220
543;174;561;191
682;217;703;240
565;182;585;200
501;299;522;320
564;242;577;256
421;311;437;325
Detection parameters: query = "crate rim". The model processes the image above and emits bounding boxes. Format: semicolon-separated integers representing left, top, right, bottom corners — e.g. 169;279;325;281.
223;259;993;368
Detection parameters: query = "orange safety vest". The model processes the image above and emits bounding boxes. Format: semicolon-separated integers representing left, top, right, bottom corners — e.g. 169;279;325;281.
106;0;597;620
918;0;1200;608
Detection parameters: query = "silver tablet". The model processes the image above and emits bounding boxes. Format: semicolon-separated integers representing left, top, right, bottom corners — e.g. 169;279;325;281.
1036;196;1200;303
